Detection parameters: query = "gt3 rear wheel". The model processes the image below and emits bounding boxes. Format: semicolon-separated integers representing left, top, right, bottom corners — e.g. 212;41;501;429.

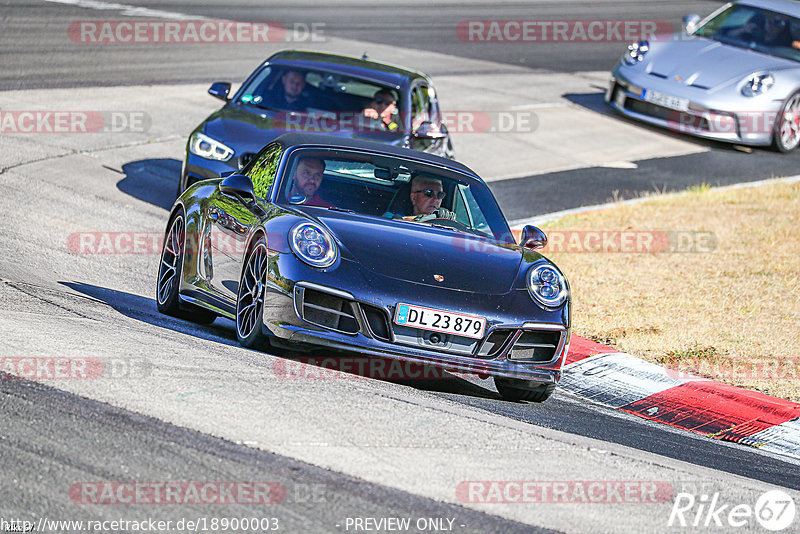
773;91;800;153
156;211;216;324
236;237;271;349
495;378;556;403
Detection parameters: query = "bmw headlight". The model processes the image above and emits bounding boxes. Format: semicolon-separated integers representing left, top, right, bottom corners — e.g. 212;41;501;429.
290;222;337;268
622;40;649;66
188;132;234;161
527;264;568;308
741;73;774;97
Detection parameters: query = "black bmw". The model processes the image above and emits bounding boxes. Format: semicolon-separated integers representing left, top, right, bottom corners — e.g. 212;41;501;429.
180;50;455;196
159;134;570;402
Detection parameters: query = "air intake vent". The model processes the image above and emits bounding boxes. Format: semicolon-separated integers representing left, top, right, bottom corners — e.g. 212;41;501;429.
477;329;514;358
298;287;359;334
362;304;392;342
508;331;562;362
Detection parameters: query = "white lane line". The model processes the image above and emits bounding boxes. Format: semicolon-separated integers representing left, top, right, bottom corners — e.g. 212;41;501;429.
43;0;206;20
509;103;569;110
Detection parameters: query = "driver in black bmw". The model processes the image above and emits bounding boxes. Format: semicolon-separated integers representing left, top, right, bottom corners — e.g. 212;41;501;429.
272;70;312;111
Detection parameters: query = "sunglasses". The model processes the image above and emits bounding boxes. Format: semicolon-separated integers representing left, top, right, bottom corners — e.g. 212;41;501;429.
413;189;446;200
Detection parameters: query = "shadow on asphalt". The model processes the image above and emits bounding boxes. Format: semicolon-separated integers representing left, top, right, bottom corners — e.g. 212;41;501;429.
57;281;501;400
58;280;240;347
562;90;753;154
117;158;181;210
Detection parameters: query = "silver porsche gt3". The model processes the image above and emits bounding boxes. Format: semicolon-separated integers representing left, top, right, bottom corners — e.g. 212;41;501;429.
607;0;800;151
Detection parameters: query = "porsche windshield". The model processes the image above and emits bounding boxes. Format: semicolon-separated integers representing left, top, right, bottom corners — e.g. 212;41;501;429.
695;4;800;62
236;66;404;133
276;149;512;242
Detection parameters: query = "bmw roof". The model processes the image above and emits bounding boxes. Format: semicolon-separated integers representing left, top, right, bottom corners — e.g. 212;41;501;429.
264;50;429;88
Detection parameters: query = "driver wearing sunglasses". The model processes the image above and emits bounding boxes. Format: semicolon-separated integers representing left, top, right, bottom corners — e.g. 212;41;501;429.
407;176;456;221
363;89;399;131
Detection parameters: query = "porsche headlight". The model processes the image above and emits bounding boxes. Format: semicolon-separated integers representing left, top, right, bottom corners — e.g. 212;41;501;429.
622;40;649;66
741;73;774;97
188;132;234;161
290;222;337;268
527;264;568;308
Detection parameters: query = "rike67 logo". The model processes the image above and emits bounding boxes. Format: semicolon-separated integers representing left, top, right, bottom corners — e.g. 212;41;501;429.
669;490;796;530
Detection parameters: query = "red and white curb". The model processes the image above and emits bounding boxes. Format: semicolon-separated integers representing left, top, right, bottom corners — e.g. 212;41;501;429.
562;336;800;460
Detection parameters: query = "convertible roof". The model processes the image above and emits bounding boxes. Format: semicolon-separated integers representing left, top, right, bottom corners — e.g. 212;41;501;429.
272;133;479;178
265;50;428;87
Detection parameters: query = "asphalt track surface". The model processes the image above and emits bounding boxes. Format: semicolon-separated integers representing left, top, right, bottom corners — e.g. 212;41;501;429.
2;1;800;532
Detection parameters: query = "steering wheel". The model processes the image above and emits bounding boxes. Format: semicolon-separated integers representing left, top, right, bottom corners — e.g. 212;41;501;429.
427;217;469;230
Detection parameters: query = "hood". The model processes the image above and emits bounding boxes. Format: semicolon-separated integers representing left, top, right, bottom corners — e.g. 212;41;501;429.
313;210;523;295
643;36;798;90
202;104;404;155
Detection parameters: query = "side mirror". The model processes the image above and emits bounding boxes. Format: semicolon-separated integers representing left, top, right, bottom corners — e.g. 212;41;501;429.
413;121;446;140
208;81;231;101
220;174;255;201
683;14;701;34
519;225;547;250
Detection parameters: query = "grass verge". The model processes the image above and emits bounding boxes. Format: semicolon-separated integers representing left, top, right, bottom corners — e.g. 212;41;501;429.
540;180;800;401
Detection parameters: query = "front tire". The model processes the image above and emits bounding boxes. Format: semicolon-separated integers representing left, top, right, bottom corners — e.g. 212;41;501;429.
772;91;800;153
156;211;217;324
236;236;271;350
495;377;556;403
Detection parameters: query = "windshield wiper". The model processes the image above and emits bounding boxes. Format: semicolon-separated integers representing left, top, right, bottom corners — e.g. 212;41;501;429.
327;206;355;213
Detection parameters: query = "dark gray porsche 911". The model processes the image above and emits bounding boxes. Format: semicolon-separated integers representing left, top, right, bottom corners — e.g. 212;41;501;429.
157;134;570;402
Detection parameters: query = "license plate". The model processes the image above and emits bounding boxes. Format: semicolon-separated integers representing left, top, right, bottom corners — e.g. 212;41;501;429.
394;303;486;339
642;89;689;111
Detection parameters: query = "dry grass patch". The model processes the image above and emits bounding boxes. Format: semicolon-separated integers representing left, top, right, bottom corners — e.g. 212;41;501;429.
541;181;800;401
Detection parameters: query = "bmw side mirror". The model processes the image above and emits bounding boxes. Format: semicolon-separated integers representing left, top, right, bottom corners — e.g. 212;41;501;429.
208;81;231;101
220;174;255;200
519;225;547;250
412;121;446;140
683;14;701;34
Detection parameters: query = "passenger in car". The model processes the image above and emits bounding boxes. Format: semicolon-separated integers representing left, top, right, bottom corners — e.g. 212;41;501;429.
363;89;399;130
290;158;334;208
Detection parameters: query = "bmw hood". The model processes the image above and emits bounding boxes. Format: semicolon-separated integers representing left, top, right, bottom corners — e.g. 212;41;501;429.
315;211;523;295
202;104;404;155
641;36;798;90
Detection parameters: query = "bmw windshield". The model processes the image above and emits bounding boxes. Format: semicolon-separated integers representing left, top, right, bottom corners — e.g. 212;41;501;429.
235;66;405;133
